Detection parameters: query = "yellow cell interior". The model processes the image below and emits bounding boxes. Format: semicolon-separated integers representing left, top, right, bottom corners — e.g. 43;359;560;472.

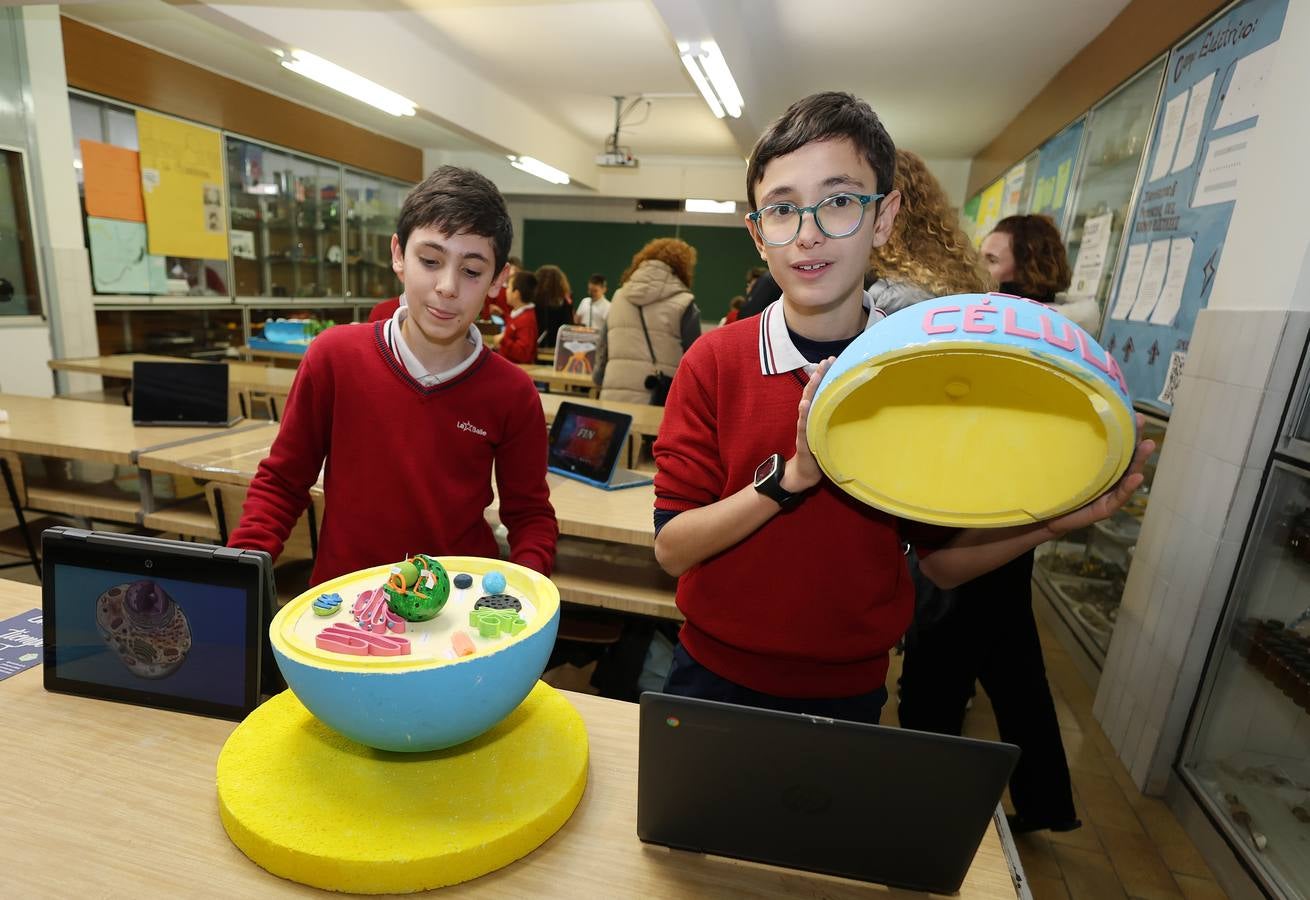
813;349;1130;526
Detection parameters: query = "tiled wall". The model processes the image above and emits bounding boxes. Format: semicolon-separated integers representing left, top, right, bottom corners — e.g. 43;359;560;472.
1095;306;1310;793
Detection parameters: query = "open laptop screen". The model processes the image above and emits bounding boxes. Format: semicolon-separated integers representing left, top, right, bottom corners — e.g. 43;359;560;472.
42;529;268;720
547;402;631;484
132;360;231;425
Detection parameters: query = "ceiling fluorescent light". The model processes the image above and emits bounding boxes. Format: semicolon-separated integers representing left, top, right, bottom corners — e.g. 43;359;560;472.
278;49;416;117
507;155;570;186
678;41;743;119
685;199;736;214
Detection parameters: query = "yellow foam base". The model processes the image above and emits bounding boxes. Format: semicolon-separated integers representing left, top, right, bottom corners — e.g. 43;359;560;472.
217;682;589;894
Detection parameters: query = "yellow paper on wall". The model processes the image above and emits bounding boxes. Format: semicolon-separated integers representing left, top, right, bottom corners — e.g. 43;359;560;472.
136;110;227;259
974;179;1005;246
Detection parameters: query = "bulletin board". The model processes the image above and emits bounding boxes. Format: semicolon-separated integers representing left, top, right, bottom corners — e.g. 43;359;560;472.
973;179;1004;246
1027;118;1086;232
135;110;228;259
1101;0;1288;414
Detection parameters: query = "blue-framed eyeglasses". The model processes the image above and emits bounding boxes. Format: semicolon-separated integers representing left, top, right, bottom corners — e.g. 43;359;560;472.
747;192;884;247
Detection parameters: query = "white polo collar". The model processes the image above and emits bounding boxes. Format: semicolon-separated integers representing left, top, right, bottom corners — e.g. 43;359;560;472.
509;303;535;319
385;296;483;386
757;290;886;375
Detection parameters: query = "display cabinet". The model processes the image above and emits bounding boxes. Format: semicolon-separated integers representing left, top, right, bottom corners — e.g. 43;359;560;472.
227;138;342;299
1062;58;1166;336
1033;414;1167;667
343;169;405;301
1178;352;1310;899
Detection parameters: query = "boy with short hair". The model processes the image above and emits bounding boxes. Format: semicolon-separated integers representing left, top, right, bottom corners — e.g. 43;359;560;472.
231;167;557;583
575;273;610;328
652;92;1149;722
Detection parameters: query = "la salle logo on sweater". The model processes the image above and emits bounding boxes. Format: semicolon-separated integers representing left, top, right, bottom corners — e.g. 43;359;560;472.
457;420;487;437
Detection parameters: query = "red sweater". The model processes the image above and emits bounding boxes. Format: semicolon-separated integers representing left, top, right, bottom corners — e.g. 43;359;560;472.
230;322;557;583
367;297;401;323
499;306;538;364
654;320;938;698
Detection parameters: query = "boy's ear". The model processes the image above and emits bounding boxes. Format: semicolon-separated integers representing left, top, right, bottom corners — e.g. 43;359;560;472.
869;190;902;249
488;262;511;298
390;234;404;276
743;215;769;260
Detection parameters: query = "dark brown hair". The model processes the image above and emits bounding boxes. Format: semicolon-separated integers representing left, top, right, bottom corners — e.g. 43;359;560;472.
588;272;607;286
746;92;896;209
510;270;537;304
395;166;513;272
991;215;1071;299
621;237;696;289
534;264;571;308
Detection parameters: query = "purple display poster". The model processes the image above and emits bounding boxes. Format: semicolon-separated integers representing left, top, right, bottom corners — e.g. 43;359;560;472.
0;609;43;682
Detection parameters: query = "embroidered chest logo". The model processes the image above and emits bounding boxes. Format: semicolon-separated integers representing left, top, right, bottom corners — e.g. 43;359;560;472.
457;420;488;437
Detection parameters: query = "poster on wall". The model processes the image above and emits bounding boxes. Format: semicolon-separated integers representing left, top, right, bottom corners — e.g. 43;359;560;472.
960;194;981;243
1000;161;1027;217
1102;0;1287;414
135;110;228;260
1028;118;1085;230
974;179;1004;245
80;140;145;222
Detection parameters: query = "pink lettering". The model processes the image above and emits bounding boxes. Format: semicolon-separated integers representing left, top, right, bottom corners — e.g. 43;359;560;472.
923;306;960;335
1106;351;1130;395
963;305;998;334
1002;307;1040;340
1040;316;1078;351
1077;330;1112;375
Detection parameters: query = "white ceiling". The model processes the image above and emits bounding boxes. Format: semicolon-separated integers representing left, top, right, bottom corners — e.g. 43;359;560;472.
58;0;1134;198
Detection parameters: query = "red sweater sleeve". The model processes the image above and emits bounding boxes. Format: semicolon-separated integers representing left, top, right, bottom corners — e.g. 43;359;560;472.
499;310;537;364
228;350;329;560
494;373;558;574
653;344;725;512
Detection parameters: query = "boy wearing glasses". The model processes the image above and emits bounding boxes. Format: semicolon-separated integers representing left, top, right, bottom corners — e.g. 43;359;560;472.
652;92;1150;723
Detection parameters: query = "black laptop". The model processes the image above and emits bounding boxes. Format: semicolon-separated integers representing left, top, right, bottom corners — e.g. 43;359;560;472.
637;692;1020;894
132;360;239;427
547;401;651;490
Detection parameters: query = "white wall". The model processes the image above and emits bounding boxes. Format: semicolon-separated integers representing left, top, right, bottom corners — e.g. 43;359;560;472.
1094;0;1310;794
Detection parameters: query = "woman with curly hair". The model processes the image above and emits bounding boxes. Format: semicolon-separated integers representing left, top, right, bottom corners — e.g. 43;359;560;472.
533;264;574;351
981;214;1100;333
594;237;702;404
867;149;989;315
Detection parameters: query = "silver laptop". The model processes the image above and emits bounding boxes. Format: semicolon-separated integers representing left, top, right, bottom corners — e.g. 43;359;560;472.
638;692;1020;894
132;360;240;427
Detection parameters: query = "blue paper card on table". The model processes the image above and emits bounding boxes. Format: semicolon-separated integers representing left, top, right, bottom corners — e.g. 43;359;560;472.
0;608;43;682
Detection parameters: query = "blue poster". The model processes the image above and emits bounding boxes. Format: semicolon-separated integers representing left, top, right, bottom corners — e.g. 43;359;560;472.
1028;118;1085;229
1102;0;1288;415
0;609;43;682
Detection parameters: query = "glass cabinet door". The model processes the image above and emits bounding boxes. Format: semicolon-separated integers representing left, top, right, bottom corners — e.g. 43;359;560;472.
1034;414;1167;666
0;148;41;316
1180;460;1310;898
344;170;405;301
227;138;344;298
1063;57;1166;335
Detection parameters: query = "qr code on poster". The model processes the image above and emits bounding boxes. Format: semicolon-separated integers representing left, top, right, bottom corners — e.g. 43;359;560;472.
1158;351;1186;406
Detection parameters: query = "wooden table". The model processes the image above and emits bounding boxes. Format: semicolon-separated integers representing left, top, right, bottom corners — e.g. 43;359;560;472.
520;364;600;398
49;354;298;393
137;424;679;619
0;393;260;533
0;582;1022;897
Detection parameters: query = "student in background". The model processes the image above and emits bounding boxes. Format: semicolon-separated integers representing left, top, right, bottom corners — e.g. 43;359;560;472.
534;264;574;351
496;270;539;364
367;295;401;322
867;149;989;314
482;255;520;321
719;295;745;326
575;273;611;328
650;91;1152;731
981;215;1099;332
229;167;557;582
594;237;701;404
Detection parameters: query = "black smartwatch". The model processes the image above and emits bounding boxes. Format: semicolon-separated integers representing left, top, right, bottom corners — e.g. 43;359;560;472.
753;453;804;511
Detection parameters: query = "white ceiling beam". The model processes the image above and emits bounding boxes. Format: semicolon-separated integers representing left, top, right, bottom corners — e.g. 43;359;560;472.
192;2;599;188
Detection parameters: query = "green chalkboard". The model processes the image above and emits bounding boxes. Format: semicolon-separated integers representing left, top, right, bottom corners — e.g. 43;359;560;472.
523;219;762;322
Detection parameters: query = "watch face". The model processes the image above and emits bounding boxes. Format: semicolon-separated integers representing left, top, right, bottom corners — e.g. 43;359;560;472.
754;454;779;487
